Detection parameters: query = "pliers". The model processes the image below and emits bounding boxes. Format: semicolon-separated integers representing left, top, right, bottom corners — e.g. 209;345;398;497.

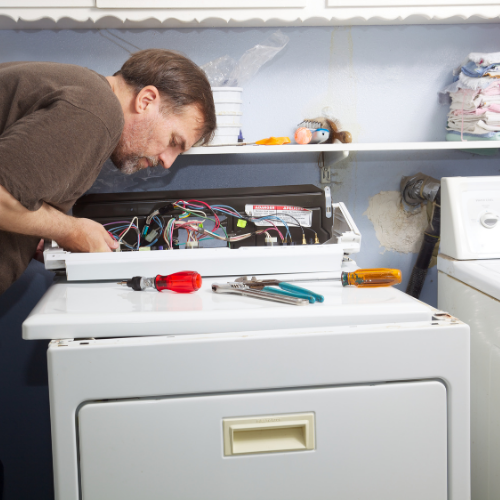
211;282;309;306
234;276;324;304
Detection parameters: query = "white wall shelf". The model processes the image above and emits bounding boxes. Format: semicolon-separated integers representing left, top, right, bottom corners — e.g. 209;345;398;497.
186;141;500;155
1;2;500;29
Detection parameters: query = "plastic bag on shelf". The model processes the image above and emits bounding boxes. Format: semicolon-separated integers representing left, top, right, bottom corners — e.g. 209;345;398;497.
201;55;236;88
202;30;289;87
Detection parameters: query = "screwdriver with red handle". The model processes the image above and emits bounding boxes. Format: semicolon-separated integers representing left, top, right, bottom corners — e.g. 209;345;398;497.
118;271;202;293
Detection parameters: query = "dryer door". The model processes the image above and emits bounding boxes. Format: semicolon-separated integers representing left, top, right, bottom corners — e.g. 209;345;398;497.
78;380;447;500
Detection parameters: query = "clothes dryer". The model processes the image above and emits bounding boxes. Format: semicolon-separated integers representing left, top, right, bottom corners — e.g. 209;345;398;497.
23;273;470;500
23;187;470;500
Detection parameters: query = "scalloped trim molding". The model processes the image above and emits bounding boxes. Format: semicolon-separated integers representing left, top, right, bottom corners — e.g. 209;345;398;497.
0;5;500;29
0;4;500;29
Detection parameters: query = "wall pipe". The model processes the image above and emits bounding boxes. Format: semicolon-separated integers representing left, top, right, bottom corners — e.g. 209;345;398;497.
400;173;441;299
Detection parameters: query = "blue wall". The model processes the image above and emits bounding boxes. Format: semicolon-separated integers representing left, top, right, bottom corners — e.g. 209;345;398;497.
1;24;500;499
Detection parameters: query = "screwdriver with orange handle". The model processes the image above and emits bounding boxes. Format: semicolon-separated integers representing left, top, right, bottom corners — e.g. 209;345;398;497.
340;268;402;288
237;268;402;289
118;270;202;293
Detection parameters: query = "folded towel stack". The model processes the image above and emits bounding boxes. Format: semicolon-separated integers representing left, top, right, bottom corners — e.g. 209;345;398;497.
442;52;500;142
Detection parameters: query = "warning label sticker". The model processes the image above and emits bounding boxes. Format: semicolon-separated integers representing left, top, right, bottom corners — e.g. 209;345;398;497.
245;205;312;227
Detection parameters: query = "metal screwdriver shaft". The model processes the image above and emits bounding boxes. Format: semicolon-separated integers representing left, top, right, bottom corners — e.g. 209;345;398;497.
236;268;402;289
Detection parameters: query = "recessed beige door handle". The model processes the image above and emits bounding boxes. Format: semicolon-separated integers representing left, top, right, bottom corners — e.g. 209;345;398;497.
223;413;315;456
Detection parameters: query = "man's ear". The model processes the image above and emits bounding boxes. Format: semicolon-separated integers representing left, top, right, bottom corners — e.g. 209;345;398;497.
134;85;160;114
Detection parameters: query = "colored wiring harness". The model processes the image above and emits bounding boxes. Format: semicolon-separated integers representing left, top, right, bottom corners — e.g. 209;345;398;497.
103;199;317;250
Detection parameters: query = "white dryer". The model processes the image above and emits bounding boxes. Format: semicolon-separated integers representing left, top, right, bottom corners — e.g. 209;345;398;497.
23;192;470;500
438;175;500;500
24;276;470;500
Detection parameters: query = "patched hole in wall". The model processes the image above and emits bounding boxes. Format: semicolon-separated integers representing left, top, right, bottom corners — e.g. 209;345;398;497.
363;191;429;254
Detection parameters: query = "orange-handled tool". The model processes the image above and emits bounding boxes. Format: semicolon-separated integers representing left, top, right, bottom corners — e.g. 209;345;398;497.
119;271;202;293
341;268;402;288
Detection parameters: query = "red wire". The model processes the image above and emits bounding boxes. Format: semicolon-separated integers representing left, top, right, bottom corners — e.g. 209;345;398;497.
186;199;221;231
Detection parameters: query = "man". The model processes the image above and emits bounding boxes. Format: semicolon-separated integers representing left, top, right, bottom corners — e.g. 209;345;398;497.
0;49;216;295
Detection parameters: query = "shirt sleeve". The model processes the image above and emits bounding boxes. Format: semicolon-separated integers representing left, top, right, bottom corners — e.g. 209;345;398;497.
0;99;114;212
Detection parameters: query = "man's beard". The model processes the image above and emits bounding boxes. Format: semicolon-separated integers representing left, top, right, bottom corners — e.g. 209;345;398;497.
110;146;158;175
110;119;159;175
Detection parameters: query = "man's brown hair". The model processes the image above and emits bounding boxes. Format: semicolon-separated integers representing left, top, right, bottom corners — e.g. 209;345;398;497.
116;49;216;145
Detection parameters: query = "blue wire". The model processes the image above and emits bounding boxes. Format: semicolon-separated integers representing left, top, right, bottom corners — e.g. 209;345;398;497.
108;224;132;232
178;204;293;241
256;215;292;240
142;216;164;247
211;206;292;240
212;205;243;217
108;224;140;249
153;216;163;230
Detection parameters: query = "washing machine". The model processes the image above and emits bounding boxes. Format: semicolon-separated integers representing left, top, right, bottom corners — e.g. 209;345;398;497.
22;187;470;500
438;175;500;500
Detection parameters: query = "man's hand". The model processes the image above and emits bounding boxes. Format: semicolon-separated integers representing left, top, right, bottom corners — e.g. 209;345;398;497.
33;238;45;262
56;218;118;253
0;184;118;253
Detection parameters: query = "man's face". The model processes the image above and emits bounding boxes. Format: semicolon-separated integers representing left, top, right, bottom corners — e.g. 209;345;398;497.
111;104;204;175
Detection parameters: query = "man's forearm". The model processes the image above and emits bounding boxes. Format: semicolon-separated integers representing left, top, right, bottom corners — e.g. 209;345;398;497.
0;184;75;241
0;184;117;252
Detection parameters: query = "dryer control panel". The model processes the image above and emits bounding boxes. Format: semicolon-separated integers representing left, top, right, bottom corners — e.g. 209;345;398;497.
441;176;500;260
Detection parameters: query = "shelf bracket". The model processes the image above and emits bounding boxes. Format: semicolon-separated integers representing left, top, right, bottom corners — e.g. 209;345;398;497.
324;186;332;218
319;150;349;184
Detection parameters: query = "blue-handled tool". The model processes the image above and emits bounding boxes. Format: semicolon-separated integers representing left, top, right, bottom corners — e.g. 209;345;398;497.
279;282;324;303
262;286;317;304
233;276;325;304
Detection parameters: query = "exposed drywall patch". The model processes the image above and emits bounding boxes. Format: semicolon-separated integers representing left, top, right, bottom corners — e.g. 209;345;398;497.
363;190;428;254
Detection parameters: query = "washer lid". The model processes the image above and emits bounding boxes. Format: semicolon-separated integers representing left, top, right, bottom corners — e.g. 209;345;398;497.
22;272;433;340
438;255;500;301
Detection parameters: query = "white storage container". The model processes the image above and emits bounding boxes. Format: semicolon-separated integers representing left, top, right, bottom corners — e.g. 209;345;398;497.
215;112;243;126
211;125;242;145
211;86;243;144
212;86;243;105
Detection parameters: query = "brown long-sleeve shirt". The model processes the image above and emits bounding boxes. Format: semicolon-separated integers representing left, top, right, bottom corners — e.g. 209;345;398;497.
0;62;124;295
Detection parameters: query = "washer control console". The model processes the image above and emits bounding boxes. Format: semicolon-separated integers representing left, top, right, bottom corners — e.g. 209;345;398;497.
441;176;500;260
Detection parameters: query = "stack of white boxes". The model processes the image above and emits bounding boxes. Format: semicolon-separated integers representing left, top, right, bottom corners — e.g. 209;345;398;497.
211;86;242;144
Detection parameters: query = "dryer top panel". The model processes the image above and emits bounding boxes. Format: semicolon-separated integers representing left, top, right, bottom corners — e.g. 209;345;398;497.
22;272;433;340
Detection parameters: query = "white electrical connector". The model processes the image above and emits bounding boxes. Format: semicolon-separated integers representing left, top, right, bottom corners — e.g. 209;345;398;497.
145;229;159;243
186;241;199;249
265;236;278;246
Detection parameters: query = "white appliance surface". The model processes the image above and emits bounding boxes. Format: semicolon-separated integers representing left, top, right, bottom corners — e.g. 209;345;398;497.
46;244;346;281
440;176;500;260
25;197;469;500
78;381;447;500
438;176;500;500
47;319;469;500
22;272;434;340
438;272;500;500
437;255;500;301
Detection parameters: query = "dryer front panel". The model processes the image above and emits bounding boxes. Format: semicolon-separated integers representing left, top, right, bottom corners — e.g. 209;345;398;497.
78;381;447;500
